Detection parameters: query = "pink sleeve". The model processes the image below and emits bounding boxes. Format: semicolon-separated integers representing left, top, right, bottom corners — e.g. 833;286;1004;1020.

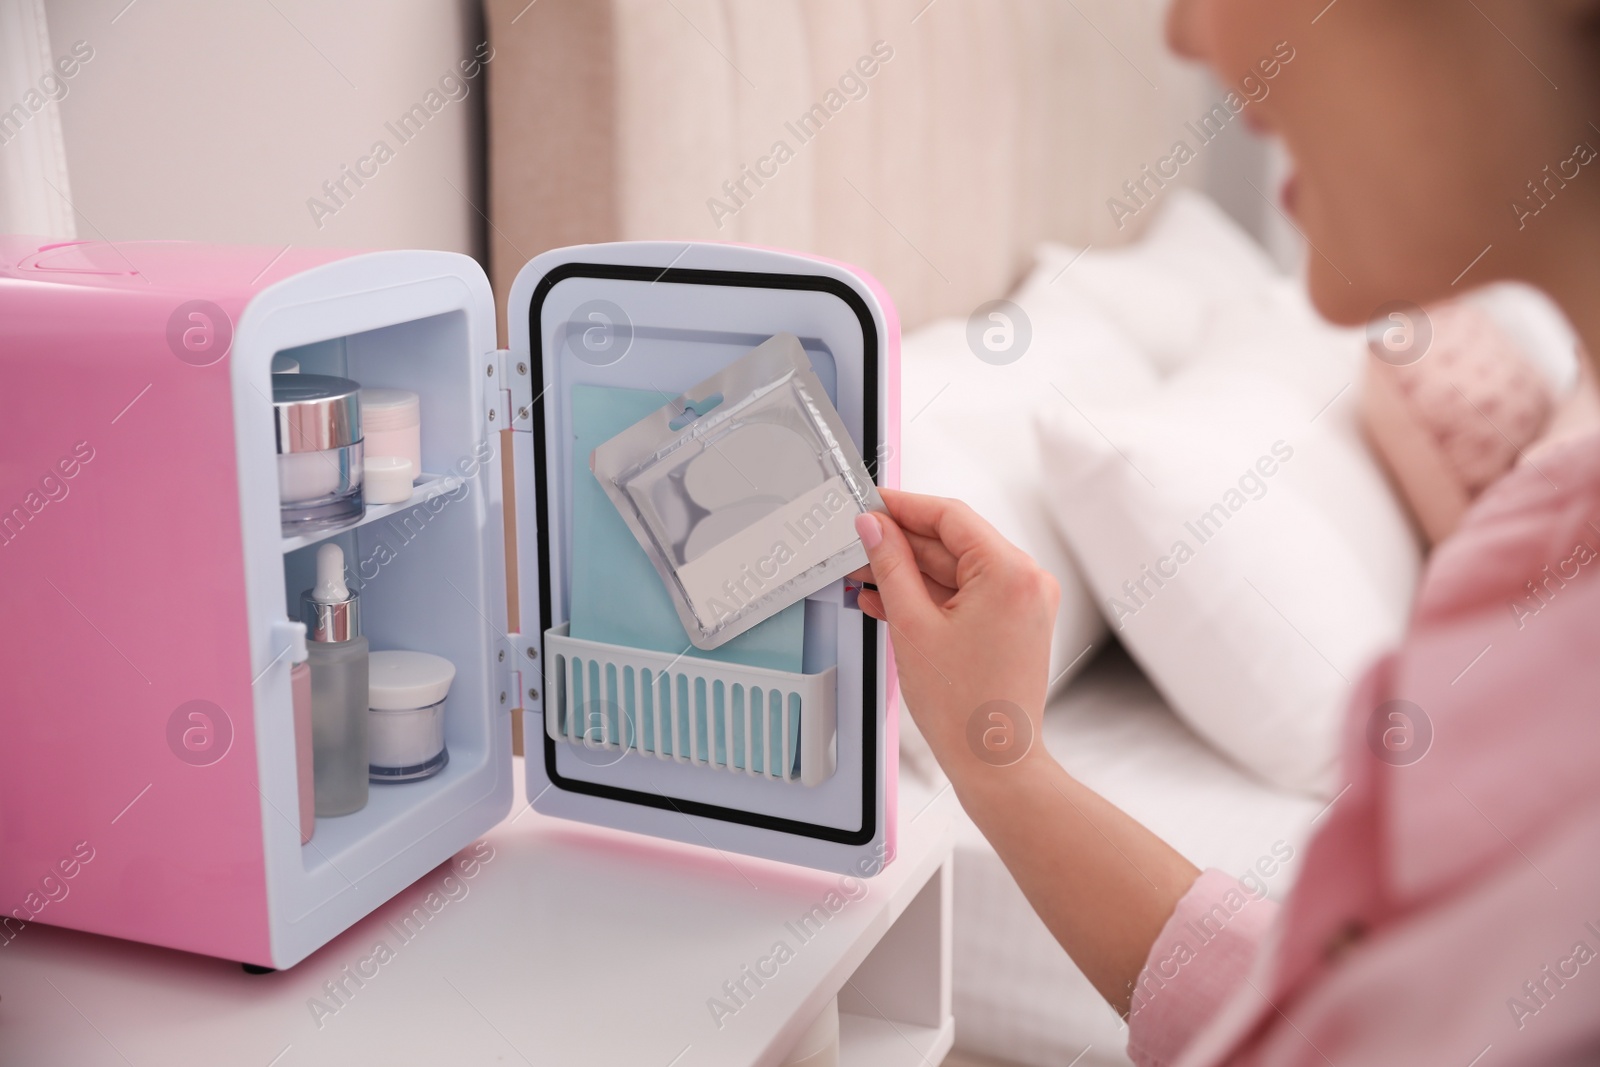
1126;869;1278;1067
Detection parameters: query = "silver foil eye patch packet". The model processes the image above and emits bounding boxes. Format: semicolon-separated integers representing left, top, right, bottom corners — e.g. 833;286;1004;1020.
590;332;884;650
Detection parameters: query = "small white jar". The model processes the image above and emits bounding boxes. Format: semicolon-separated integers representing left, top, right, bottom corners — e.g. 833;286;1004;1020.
360;387;421;483
368;650;454;782
363;456;415;505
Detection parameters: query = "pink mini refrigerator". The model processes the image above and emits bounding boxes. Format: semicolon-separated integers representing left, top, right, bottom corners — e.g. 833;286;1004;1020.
0;238;900;969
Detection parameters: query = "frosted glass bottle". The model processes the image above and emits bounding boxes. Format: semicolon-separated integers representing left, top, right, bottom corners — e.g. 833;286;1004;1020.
301;543;370;818
308;635;369;816
291;659;316;841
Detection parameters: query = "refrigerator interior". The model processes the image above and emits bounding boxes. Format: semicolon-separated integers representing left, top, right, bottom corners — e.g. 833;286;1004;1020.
237;266;513;966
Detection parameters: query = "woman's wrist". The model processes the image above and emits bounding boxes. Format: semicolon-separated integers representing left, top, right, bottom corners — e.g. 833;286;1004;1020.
937;740;1201;1015
952;747;1067;811
919;716;1067;812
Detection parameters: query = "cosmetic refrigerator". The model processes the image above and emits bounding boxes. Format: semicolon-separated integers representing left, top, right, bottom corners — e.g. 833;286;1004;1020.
0;238;900;970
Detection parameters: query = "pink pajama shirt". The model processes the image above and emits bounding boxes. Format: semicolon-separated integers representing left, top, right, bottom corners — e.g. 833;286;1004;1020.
1128;431;1600;1067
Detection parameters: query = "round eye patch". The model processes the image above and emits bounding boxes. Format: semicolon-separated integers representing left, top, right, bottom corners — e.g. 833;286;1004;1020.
681;496;788;562
681;422;825;511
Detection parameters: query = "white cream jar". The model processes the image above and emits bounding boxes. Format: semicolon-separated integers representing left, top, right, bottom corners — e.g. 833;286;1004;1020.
367;650;455;782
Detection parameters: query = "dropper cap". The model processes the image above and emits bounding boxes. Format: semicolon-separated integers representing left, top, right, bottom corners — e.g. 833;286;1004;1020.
300;543;361;643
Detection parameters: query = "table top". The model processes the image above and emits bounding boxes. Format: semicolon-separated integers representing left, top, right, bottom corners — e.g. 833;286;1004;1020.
0;759;955;1067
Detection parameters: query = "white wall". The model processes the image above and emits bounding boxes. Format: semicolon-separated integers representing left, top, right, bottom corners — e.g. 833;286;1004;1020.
42;0;485;257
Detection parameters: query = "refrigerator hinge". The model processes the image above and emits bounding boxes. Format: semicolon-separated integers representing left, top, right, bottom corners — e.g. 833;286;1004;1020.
497;632;525;714
503;631;540;714
484;348;513;432
507;348;535;433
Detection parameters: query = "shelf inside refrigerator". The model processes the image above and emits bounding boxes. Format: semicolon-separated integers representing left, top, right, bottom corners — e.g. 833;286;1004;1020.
280;471;462;553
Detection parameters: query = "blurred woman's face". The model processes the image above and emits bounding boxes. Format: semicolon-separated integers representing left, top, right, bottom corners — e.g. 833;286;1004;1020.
1165;0;1600;328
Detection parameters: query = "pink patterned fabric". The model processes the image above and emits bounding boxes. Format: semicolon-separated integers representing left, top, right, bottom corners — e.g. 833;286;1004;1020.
1127;429;1600;1067
1127;870;1281;1067
1390;301;1553;493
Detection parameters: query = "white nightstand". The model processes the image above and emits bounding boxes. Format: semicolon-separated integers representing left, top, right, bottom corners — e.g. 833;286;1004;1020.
0;760;956;1066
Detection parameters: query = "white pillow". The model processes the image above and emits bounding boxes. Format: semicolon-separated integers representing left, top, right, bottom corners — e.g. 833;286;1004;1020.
1037;356;1420;796
900;290;1161;696
1027;190;1282;376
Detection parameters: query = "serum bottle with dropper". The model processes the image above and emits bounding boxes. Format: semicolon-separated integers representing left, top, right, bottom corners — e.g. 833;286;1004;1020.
301;542;369;817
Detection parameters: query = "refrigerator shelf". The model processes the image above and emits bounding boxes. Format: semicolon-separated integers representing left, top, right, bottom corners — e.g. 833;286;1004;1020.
280;471;460;554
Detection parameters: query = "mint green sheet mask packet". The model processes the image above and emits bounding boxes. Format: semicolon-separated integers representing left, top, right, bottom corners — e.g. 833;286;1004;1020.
590;332;885;651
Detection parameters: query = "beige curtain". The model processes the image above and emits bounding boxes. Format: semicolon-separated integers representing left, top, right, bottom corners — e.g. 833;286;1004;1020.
0;0;76;237
484;0;1212;336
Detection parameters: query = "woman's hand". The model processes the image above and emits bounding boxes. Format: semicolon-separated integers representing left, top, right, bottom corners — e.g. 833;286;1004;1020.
851;488;1059;771
852;488;1199;1016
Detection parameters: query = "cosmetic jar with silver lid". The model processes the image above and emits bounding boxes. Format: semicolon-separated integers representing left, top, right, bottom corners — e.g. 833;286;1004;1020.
273;373;365;531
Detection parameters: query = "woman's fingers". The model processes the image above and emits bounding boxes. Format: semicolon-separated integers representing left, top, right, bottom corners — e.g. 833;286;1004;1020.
880;487;1011;562
857;590;885;620
902;528;962;588
846;518;964;589
853;510;939;629
856;570;955;620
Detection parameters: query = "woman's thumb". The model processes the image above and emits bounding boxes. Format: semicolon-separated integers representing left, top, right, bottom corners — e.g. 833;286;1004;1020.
854;510;932;625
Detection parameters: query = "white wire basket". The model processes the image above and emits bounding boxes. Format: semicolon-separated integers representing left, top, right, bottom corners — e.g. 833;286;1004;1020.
542;624;838;786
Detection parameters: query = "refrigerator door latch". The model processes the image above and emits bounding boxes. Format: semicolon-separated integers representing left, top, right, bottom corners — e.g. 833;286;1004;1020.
260;617;308;688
